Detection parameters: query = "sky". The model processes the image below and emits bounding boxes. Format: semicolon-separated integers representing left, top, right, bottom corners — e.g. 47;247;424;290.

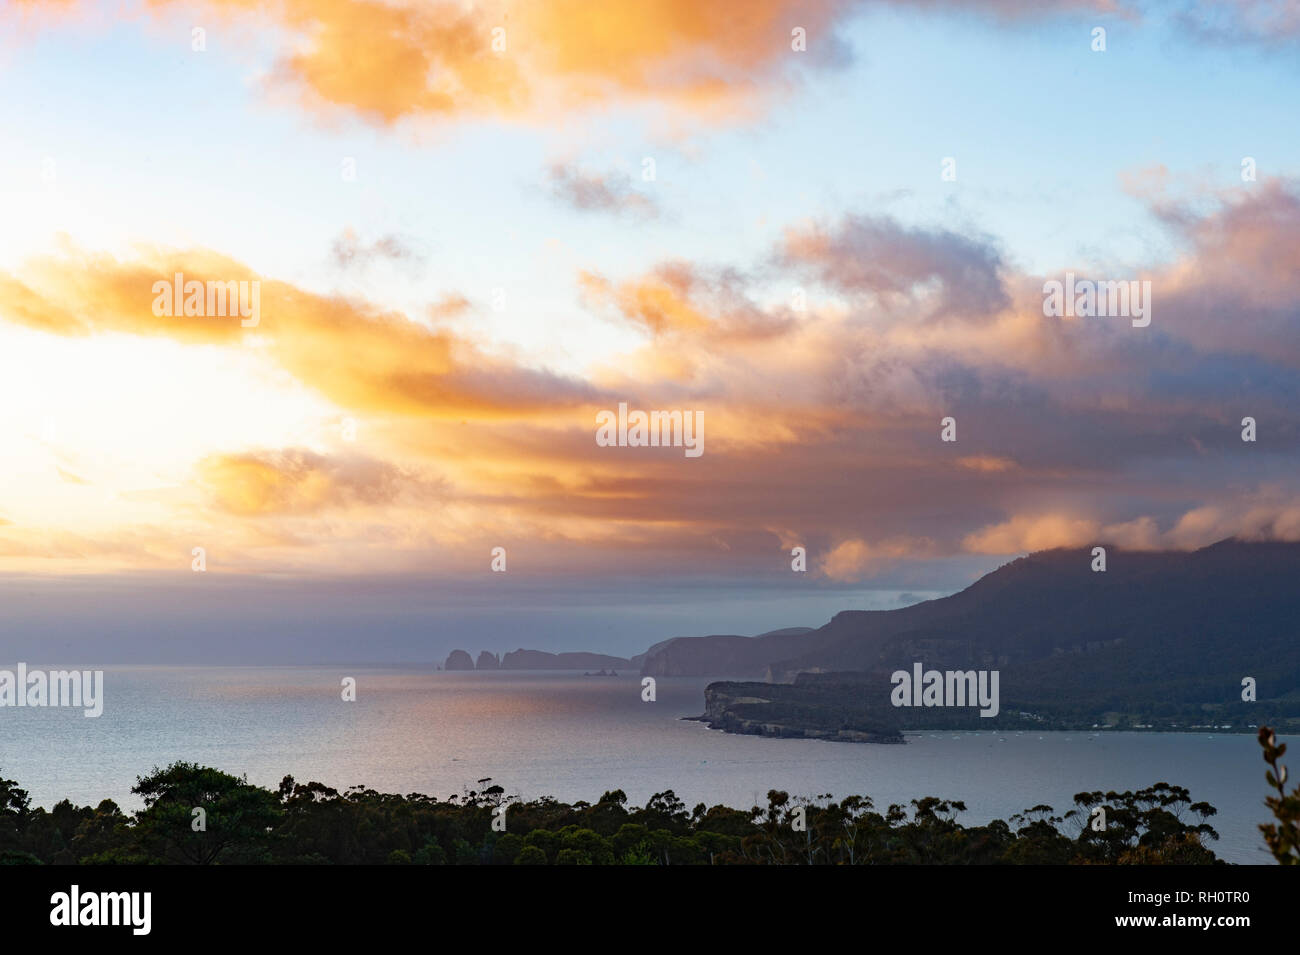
0;0;1298;662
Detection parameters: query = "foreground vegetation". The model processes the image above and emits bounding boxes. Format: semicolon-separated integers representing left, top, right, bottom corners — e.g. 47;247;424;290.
0;728;1293;865
0;775;1225;865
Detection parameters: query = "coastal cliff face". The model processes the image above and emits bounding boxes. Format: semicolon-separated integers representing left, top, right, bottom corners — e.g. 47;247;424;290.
444;649;475;670
694;678;904;744
682;541;1300;741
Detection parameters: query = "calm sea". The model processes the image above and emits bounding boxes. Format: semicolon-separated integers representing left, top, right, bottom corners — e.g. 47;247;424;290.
0;665;1282;864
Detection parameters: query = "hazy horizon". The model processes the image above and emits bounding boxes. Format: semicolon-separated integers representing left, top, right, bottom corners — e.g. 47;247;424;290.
0;568;974;663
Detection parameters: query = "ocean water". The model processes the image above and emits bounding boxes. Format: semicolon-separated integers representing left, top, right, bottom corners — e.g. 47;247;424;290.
0;665;1282;864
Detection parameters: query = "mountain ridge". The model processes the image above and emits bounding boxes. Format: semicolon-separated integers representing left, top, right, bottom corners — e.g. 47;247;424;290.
696;538;1300;738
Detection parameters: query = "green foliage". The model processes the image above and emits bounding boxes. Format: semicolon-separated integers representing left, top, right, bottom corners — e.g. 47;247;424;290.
0;758;1247;865
619;840;656;865
514;845;547;865
0;849;42;865
130;762;282;864
492;832;523;865
413;838;447;865
1259;726;1300;864
0;773;31;858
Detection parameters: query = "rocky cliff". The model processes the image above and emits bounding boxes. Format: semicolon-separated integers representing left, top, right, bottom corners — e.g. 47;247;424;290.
444;649;475;671
693;674;904;744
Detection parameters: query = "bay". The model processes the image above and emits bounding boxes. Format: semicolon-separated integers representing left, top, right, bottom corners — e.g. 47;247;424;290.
0;665;1281;864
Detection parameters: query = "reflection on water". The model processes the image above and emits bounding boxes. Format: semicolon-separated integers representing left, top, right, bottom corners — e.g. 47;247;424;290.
0;665;1280;864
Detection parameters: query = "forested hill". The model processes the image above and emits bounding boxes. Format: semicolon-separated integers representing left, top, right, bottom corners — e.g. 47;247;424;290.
701;540;1300;735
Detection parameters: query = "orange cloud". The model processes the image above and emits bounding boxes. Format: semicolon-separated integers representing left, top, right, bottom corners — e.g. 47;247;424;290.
961;514;1170;555
957;455;1017;472
581;266;713;338
196;449;441;516
117;0;855;125
962;514;1101;554
427;293;473;322
30;0;1293;132
963;502;1300;557
1168;500;1300;550
581;262;794;343
821;536;933;581
6;185;1300;579
0;244;598;419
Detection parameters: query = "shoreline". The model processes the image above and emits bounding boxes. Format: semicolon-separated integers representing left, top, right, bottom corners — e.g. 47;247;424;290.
684;714;1274;743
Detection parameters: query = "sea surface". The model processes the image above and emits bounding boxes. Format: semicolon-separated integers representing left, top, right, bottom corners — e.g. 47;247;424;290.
0;665;1283;864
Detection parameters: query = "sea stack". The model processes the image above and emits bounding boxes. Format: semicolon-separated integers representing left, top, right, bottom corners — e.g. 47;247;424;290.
444;649;474;671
